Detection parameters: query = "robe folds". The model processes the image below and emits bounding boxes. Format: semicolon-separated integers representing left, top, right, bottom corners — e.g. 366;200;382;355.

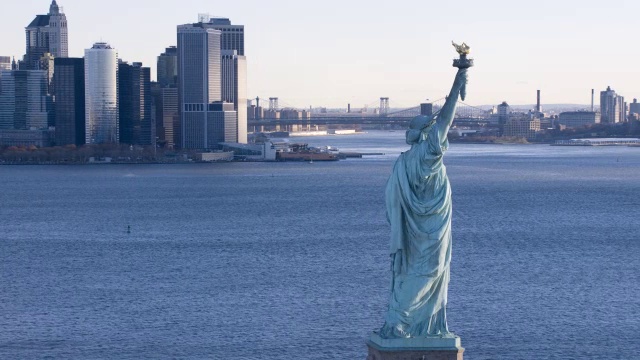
380;124;453;338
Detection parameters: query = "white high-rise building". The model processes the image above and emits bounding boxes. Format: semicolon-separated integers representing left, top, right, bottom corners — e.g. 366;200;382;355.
84;42;118;144
47;0;68;59
600;86;625;124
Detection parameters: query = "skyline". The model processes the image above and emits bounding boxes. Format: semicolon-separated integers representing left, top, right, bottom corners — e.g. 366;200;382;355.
3;0;640;108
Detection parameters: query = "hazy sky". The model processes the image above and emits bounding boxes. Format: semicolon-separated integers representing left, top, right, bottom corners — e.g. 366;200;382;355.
3;0;640;108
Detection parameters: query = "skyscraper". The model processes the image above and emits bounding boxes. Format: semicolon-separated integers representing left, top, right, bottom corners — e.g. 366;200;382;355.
0;57;11;71
39;52;55;96
221;50;247;143
199;16;247;143
118;62;152;145
497;102;510;121
155;47;179;148
600;86;625;124
630;99;640;121
24;1;68;69
54;57;85;146
157;46;178;88
0;70;51;130
152;85;179;148
84;42;118;144
177;23;236;149
47;1;68;59
199;16;245;55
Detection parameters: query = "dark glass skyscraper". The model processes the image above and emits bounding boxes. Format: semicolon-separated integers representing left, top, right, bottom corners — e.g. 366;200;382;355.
118;62;152;145
53;57;85;145
152;84;179;149
157;46;178;88
0;70;50;130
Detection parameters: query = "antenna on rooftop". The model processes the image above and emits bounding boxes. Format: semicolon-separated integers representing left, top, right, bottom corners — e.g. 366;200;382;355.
198;13;210;23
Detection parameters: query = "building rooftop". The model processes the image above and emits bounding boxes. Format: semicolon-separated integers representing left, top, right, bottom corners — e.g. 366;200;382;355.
208;17;232;25
91;42;114;50
27;15;50;28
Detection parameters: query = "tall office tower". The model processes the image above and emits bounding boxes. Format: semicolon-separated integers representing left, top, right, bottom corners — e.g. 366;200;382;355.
178;23;236;149
24;1;68;70
497;101;510;123
118;62;152;145
84;42;118;144
629;99;640;120
198;16;247;143
152;84;179;148
0;57;11;71
155;47;179;147
54;58;84;145
0;70;50;130
157;46;178;88
221;50;247;143
198;16;245;55
39;52;55;95
47;1;68;59
600;86;625;123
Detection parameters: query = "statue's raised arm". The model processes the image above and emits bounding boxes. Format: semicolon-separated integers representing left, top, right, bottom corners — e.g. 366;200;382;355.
435;69;468;141
434;42;474;141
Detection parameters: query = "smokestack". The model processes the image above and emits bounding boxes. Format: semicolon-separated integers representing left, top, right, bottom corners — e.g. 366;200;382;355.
591;89;594;111
348;103;351;113
536;90;541;113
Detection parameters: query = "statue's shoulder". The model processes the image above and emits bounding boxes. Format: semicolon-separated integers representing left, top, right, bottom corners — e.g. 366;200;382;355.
408;115;432;130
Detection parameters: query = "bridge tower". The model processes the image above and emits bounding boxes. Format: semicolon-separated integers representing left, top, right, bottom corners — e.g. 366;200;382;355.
380;97;389;116
269;97;279;111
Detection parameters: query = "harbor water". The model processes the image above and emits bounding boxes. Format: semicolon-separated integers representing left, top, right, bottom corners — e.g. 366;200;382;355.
1;131;639;359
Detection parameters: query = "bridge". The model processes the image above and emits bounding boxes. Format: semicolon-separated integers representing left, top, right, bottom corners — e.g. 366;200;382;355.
248;97;493;129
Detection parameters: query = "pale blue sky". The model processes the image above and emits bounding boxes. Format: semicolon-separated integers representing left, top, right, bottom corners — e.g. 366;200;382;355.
4;0;640;108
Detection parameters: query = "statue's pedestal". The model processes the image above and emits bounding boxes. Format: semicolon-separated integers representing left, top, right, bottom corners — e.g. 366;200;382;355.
366;333;464;360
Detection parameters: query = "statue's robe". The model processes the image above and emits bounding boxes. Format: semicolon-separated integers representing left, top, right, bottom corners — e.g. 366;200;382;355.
381;123;452;338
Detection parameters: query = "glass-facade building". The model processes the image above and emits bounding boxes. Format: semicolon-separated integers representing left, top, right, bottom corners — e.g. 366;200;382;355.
53;57;85;145
118;62;152;145
0;57;11;71
152;85;179;149
84;42;118;144
0;70;50;130
157;46;178;88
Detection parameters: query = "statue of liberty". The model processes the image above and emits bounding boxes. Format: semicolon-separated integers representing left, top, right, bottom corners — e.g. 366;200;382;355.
377;47;470;339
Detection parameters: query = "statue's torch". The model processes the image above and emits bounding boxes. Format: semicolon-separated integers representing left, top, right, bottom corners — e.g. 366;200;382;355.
452;42;474;101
